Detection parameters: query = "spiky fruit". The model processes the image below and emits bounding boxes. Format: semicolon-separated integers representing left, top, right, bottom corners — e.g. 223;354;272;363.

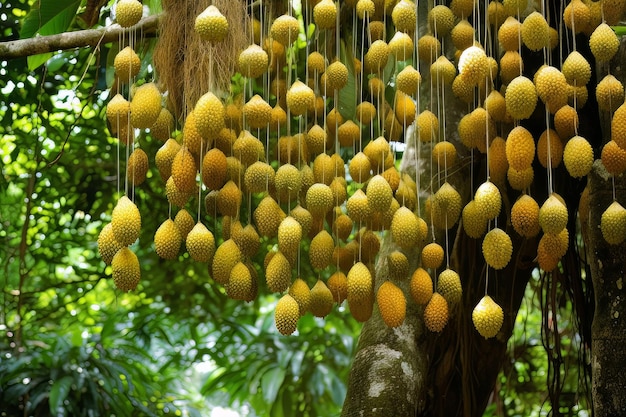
111;196;141;246
502;0;528;17
506;76;537;120
563;136;593;178
349;151;372;184
390;206;422;250
438;269;462;304
430;55;456;85
238;44;268;78
170;146;197;194
376;281;406;328
195;92;225;140
364;40;390;74
428;5;455;37
601;201;626;245
286;80;315;116
498;16;521;51
115;0;143;28
554;105;579;140
589;23;620;62
233;224;260;258
521;11;550;51
535;66;568;112
271;14;300;45
106;93;130;136
98;223;123;265
195;5;228;42
303;183;332;219
488;137;508;184
127;148;149;186
392;0;417;32
539;194;568;235
395;65;421;97
275;294;299;335
472;295;504;338
562;51;591;86
173;209;194;241
347;261;373;304
613;103;626;149
511;194;541;238
410;268;433;305
309;280;334;317
243;94;272;129
314;0;337;30
217;180;242;217
111;247;140;291
563;0;590;33
356;0;375;19
186;222;215;263
114;46;140;83
255;196;286;238
388;31;414;61
309;230;334;270
211;239;242;285
154;219;181;260
451;0;475;18
289;278;311;316
274;164;301;202
243;161;274;194
424;293;449;332
601;141;626;176
421;242;444;270
457;45;488;87
227;261;255;301
365;175;392;213
432;182;462;229
358;229;380;263
499;50;523;85
505;126;535;170
328;271;348;303
150;108;173;142
278;216;302;259
536;128;563;168
484;90;508;123
386;251;409;281
200;148;227;191
487;0;506;27
596;74;624;112
266;251;292;293
451;19;475;51
507;166;534;191
462;200;488;239
416;110;439;142
482;228;513;270
474;181;501;220
130;82;161;129
307;51;326;74
540;228;569;260
166;176;191;207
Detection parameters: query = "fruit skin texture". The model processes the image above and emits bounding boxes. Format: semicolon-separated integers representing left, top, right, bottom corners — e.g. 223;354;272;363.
195;5;229;42
289;278;311;316
309;230;334;270
127;148;149;186
377;281;406;328
474;181;501;220
195;92;225;140
265;251;292;293
589;23;620;62
275;294;300;335
328;271;348;303
410;268;433;305
539;194;568;235
186;223;215;263
98;223;124;265
211;239;242;285
422;242;444;269
227;262;254;301
308;279;334;317
367;175;393;212
114;46;140;83
238;44;269;78
563;136;593;178
115;0;143;28
506;76;537;120
130;82;162;129
154;219;182;260
111;196;141;246
390;207;423;250
111;247;141;292
347;262;373;304
424;293;449;332
472;295;504;338
437;269;462;304
601;201;626;245
482;228;513;270
511;195;541;238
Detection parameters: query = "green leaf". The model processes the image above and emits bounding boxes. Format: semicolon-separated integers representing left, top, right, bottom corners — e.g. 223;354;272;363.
338;40;357;121
49;375;73;415
261;367;286;404
613;26;626;36
27;53;53;71
20;0;82;39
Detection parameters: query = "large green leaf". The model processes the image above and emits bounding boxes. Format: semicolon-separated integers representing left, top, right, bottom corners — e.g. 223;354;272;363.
261;367;286;404
20;0;82;39
49;375;73;415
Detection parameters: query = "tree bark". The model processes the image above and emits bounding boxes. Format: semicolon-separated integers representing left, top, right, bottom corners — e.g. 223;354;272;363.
0;14;159;60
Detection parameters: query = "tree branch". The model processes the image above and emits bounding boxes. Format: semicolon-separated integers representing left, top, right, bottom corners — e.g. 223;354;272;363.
0;14;160;60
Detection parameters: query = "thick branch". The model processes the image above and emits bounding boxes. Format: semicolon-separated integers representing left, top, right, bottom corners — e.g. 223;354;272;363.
0;14;160;60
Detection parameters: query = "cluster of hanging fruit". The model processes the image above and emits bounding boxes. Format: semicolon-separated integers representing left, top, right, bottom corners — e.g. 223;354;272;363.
97;0;626;339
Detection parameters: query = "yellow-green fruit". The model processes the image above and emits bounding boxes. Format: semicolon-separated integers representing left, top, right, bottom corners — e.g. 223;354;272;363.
233;224;260;258
216;180;242;217
410;268;433;305
451;0;475;18
507;166;534;191
377;281;406;328
417;35;441;64
98;223;123;265
254;196;286;238
286;80;315;116
195;92;225;140
487;0;507;27
289;278;311;316
428;5;455;37
346;189;370;224
563;135;593;178
154;219;181;260
186;222;215;263
347;261;373;304
238;44;269;78
387;251;409;280
130;82;161;129
438;268;462;304
316;0;340;32
306;183;334;218
278;216;302;258
212;239;242;285
266;251;292;293
243;94;272;129
458;45;488;86
612;103;626;149
472;295;504;338
499;50;523;85
536;128;563;168
562;51;591;86
233;131;265;167
111;196;141;246
488;137;509;184
502;0;528;17
275;163;302;202
114;46;140;83
309;279;334;317
506;76;537;120
417;110;439;142
306;124;328;155
333;213;353;241
539;194;568;235
396;65;421;96
521;11;550;51
182;111;206;156
309;230;334;270
589;22;620;62
511;194;541;238
432;181;462;229
171;146;197;194
127;148;149;186
498;16;521;51
392;0;417;32
535;66;568;112
227;261;254;301
568;84;588;108
601;201;626;245
554;105;579;140
451;19;475;51
505;126;535;170
290;205;313;237
166;176;191;207
174;209;194;241
111;247;141;291
349;151;372;184
390;206;422;250
275;294;299;335
421;242;444;270
106;93;130;136
601;141;626;176
202;148;228;191
115;0;143;28
244;161;274;194
389;31;414;61
356;0;375;19
482;227;513;270
269;104;287;132
539;228;569;259
484;90;508;123
366;175;393;213
328;271;348;303
324;61;349;91
271;14;300;45
150;108;174;142
363;137;391;170
430;55;456;85
462;200;488;239
307;51;326;74
424;292;449;332
364;40;390;74
195;5;228;42
474;181;501;220
596;74;624;112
